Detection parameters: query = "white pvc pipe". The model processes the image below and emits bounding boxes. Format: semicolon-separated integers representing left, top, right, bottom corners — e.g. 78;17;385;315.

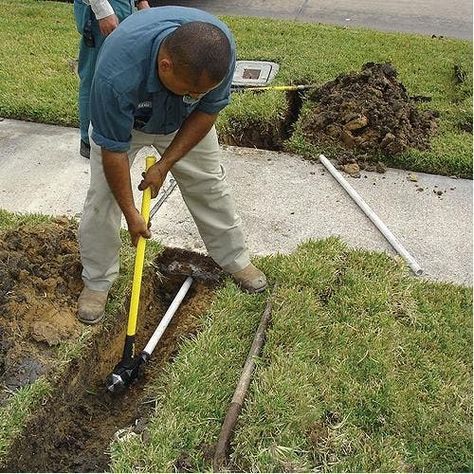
143;276;193;356
319;154;423;276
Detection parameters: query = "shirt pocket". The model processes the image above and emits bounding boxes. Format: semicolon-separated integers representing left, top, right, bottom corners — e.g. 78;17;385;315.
134;99;153;130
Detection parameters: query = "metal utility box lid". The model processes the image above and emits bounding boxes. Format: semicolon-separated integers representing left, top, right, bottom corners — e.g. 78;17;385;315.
232;61;280;87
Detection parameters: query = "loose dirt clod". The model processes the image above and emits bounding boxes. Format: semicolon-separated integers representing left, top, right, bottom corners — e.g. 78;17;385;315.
302;62;439;169
0;218;82;396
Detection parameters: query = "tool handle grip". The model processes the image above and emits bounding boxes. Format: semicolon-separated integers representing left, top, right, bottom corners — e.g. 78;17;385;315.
139;155;156;225
126;156;156;342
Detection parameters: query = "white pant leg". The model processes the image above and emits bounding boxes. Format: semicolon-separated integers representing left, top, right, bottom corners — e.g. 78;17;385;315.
78;128;154;291
152;126;250;273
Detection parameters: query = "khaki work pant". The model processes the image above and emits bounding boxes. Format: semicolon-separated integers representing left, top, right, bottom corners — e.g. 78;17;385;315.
78;126;250;291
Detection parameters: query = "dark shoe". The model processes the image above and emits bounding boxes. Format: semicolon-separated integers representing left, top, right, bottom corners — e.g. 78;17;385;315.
80;139;91;159
231;263;267;293
77;287;108;324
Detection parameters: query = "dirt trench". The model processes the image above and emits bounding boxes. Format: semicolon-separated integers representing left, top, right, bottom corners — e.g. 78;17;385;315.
0;222;220;472
220;87;305;151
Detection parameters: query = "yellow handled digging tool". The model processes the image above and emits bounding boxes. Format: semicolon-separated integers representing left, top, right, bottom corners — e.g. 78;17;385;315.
105;155;156;393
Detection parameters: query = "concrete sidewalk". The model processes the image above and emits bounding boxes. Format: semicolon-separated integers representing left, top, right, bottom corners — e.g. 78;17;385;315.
0;118;472;285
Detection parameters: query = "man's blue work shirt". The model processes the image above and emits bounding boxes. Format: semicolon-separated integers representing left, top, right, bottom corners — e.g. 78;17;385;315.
90;6;236;152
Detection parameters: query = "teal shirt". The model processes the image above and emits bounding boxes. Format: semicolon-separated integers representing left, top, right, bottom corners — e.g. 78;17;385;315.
90;6;236;152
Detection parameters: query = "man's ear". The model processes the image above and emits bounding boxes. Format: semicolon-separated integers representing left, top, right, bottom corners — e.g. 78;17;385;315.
159;57;173;73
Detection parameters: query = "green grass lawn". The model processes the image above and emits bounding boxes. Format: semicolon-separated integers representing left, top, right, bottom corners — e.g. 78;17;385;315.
0;0;472;177
0;212;472;471
110;239;472;473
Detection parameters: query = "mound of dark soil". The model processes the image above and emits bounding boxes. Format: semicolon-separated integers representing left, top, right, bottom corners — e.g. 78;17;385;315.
302;62;439;169
0;218;82;396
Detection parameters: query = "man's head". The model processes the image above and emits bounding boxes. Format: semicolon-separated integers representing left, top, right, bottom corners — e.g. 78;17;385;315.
157;22;232;100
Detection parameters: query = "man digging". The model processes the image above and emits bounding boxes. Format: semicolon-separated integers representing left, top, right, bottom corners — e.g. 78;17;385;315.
78;6;267;324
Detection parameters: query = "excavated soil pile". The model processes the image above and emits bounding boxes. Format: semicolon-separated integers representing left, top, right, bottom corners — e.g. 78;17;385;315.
3;243;220;473
302;62;439;170
0;218;82;399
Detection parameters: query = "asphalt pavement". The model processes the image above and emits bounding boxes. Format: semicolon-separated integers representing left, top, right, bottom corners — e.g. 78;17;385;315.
153;0;473;40
0;118;472;286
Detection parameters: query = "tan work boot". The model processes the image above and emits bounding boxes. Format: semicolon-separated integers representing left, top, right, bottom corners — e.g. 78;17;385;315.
231;263;267;293
77;287;108;324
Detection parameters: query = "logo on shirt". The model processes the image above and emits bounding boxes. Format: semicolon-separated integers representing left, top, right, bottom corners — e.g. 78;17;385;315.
137;101;152;110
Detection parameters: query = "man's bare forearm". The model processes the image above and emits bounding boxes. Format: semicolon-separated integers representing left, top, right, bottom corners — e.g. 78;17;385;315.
138;110;218;195
161;110;217;170
102;149;136;221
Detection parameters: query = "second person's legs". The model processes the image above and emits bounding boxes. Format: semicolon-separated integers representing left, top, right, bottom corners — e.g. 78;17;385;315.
74;1;105;155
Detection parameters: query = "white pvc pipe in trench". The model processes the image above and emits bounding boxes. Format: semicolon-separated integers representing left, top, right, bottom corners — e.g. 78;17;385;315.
143;276;193;356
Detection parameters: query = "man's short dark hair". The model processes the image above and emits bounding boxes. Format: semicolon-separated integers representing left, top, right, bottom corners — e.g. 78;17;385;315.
164;22;231;85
